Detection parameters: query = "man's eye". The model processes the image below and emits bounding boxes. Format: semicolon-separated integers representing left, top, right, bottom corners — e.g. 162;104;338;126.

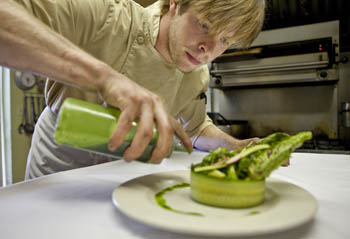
197;21;209;33
201;23;209;32
220;38;228;46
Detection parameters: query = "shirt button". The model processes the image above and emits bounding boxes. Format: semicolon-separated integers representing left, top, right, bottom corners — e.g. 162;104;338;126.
137;35;145;45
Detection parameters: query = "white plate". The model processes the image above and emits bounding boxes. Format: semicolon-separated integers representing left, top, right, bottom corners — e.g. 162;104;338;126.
112;170;318;237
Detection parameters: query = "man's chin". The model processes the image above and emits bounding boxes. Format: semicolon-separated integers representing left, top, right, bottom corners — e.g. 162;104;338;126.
177;63;201;73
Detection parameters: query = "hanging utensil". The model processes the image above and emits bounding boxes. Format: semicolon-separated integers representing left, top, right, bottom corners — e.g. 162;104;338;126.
36;95;41;120
30;96;37;124
18;96;26;134
24;95;34;134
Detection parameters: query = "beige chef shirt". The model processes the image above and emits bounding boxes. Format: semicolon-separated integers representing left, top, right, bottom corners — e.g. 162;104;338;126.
15;0;213;143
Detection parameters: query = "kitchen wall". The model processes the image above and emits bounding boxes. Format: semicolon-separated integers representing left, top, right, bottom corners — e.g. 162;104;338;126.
10;72;45;183
11;73;30;183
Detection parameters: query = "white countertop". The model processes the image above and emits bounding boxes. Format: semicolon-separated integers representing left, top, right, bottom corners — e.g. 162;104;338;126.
0;152;349;239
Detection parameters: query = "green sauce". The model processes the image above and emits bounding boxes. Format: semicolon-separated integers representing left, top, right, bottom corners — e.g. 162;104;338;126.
247;210;260;215
155;183;204;216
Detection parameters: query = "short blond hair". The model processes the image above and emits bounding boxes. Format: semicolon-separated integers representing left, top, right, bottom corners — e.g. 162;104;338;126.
159;0;265;49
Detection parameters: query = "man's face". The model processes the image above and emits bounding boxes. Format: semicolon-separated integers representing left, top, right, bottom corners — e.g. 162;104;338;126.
167;6;230;73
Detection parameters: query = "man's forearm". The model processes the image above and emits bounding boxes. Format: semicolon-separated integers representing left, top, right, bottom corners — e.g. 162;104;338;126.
0;0;109;92
0;0;194;163
194;125;259;151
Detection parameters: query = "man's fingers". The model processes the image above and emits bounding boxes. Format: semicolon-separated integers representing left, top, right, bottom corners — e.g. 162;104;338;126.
108;107;136;151
123;103;155;162
169;117;193;153
104;81;185;164
150;108;174;163
240;137;260;147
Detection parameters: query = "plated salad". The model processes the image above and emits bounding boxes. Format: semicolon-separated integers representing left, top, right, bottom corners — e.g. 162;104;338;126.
190;131;312;208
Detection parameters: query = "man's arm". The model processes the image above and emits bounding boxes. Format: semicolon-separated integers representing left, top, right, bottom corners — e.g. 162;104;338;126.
194;125;260;151
0;0;103;91
0;0;193;162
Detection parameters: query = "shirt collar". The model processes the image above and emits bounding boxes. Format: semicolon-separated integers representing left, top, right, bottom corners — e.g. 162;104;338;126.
145;1;162;47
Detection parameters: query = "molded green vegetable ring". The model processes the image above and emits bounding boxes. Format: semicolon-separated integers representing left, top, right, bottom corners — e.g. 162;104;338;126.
191;171;266;208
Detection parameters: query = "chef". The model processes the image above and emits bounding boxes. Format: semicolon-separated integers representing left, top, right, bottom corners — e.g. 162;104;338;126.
0;0;265;178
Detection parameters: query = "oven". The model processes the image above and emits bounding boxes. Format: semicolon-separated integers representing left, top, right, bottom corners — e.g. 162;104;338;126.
209;21;350;154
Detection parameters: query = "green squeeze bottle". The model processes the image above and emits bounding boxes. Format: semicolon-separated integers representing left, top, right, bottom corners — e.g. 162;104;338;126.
55;97;186;162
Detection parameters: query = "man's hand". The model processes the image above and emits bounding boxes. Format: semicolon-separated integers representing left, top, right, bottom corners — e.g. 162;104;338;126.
194;124;259;151
99;71;193;163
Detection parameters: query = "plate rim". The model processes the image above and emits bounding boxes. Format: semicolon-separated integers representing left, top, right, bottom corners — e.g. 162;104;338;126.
112;170;318;237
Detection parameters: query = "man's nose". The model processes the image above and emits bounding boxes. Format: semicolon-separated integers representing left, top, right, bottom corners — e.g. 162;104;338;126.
198;43;207;54
198;36;217;55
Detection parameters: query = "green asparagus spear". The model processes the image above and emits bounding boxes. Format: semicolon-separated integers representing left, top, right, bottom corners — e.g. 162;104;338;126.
258;132;290;145
248;131;312;180
235;132;289;179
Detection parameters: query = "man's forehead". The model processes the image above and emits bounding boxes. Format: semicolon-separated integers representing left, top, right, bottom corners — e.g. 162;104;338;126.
191;7;236;31
198;16;236;38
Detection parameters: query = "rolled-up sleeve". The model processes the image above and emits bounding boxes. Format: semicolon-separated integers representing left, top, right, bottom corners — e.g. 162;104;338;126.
13;0;118;46
13;0;135;111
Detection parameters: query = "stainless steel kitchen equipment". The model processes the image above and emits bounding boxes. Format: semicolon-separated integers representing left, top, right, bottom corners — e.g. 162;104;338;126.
209;21;350;153
341;102;350;128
